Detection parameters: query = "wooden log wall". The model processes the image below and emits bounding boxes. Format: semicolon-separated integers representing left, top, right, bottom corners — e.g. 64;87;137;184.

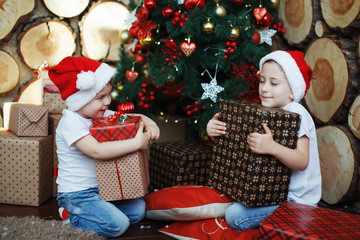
277;0;360;206
0;0;133;115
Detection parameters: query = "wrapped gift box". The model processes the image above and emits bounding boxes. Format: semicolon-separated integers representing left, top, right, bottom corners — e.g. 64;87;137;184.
90;114;148;201
95;151;149;201
149;141;213;191
9;103;48;137
43;83;66;114
48;114;62;197
0;131;53;206
208;100;301;207
259;201;360;239
90;115;141;142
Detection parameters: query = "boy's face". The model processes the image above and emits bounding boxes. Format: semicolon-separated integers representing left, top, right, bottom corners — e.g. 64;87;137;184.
259;61;294;109
77;83;112;119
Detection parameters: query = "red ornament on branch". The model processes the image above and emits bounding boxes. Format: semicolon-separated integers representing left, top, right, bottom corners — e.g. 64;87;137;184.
125;70;139;82
162;7;174;18
144;0;156;11
184;0;206;11
117;101;135;113
253;7;273;29
231;0;244;7
180;41;196;57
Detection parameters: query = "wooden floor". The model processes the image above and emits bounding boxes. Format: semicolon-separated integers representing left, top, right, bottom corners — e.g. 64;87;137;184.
0;197;173;240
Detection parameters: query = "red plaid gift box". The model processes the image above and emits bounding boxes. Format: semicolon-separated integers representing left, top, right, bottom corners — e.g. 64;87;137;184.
90;115;141;142
44;85;60;93
95;151;149;201
259;201;360;239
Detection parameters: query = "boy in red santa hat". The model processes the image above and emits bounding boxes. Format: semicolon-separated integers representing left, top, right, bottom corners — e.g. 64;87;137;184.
49;56;159;237
207;50;321;231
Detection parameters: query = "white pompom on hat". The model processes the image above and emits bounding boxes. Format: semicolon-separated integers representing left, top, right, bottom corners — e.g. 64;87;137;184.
48;56;116;111
259;50;313;103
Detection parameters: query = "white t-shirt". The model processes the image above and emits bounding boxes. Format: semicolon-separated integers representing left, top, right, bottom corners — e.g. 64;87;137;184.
56;109;114;193
284;102;322;206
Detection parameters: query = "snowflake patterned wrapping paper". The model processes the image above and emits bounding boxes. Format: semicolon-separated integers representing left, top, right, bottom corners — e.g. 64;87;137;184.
90;116;141;142
208;100;301;207
95;151;149;201
0;131;53;206
9;103;48;137
149;141;213;191
259;202;360;239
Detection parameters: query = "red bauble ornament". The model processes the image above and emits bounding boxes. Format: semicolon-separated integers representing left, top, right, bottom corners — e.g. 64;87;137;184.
180;41;196;57
251;31;260;45
117;101;135;113
253;7;273;28
162;7;174;18
125;70;139;82
133;53;147;64
231;0;244;7
184;0;206;11
144;0;156;10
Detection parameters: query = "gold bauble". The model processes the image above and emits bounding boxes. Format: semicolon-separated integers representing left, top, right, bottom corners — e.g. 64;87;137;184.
215;5;226;16
202;21;215;34
140;36;153;46
229;27;240;40
118;30;131;44
270;0;279;8
116;82;123;91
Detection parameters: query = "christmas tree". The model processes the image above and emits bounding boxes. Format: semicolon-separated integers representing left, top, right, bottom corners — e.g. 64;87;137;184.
113;0;284;135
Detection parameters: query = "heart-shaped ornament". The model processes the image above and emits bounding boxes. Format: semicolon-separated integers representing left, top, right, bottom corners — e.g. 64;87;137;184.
253;7;267;21
126;70;139;82
180;41;196;57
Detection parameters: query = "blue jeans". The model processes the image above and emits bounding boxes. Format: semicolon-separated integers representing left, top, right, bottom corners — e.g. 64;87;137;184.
57;188;145;238
225;202;279;231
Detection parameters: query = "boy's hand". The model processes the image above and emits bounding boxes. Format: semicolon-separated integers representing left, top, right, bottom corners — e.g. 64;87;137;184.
206;113;226;138
247;123;275;154
134;122;150;150
145;125;160;140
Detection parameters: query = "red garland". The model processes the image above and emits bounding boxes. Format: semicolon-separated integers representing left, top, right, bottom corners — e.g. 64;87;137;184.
129;7;157;40
161;38;178;55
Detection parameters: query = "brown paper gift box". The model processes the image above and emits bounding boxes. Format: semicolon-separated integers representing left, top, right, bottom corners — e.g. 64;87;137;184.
43;92;67;114
9;103;48;137
0;131;53;206
208;100;301;207
95;151;149;201
48;114;62;197
149;141;213;191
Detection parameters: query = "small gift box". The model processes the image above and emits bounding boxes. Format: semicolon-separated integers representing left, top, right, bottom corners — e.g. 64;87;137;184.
90;114;141;142
9;103;48;137
259;202;360;239
208;100;301;207
43;84;66;114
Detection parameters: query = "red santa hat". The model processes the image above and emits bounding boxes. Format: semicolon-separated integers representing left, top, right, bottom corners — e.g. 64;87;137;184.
259;50;313;103
48;56;116;111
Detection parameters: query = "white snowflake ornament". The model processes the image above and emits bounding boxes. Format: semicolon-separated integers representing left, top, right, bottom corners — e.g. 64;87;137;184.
259;29;277;45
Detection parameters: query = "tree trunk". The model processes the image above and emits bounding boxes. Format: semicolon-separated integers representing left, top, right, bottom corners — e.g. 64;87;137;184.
18;18;76;69
348;95;360;139
42;0;89;18
317;125;360;205
278;0;321;47
303;37;359;124
79;0;130;62
0;50;19;93
0;0;36;41
320;0;360;29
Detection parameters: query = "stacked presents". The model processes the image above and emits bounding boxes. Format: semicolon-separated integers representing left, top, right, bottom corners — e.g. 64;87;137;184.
0;68;65;207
